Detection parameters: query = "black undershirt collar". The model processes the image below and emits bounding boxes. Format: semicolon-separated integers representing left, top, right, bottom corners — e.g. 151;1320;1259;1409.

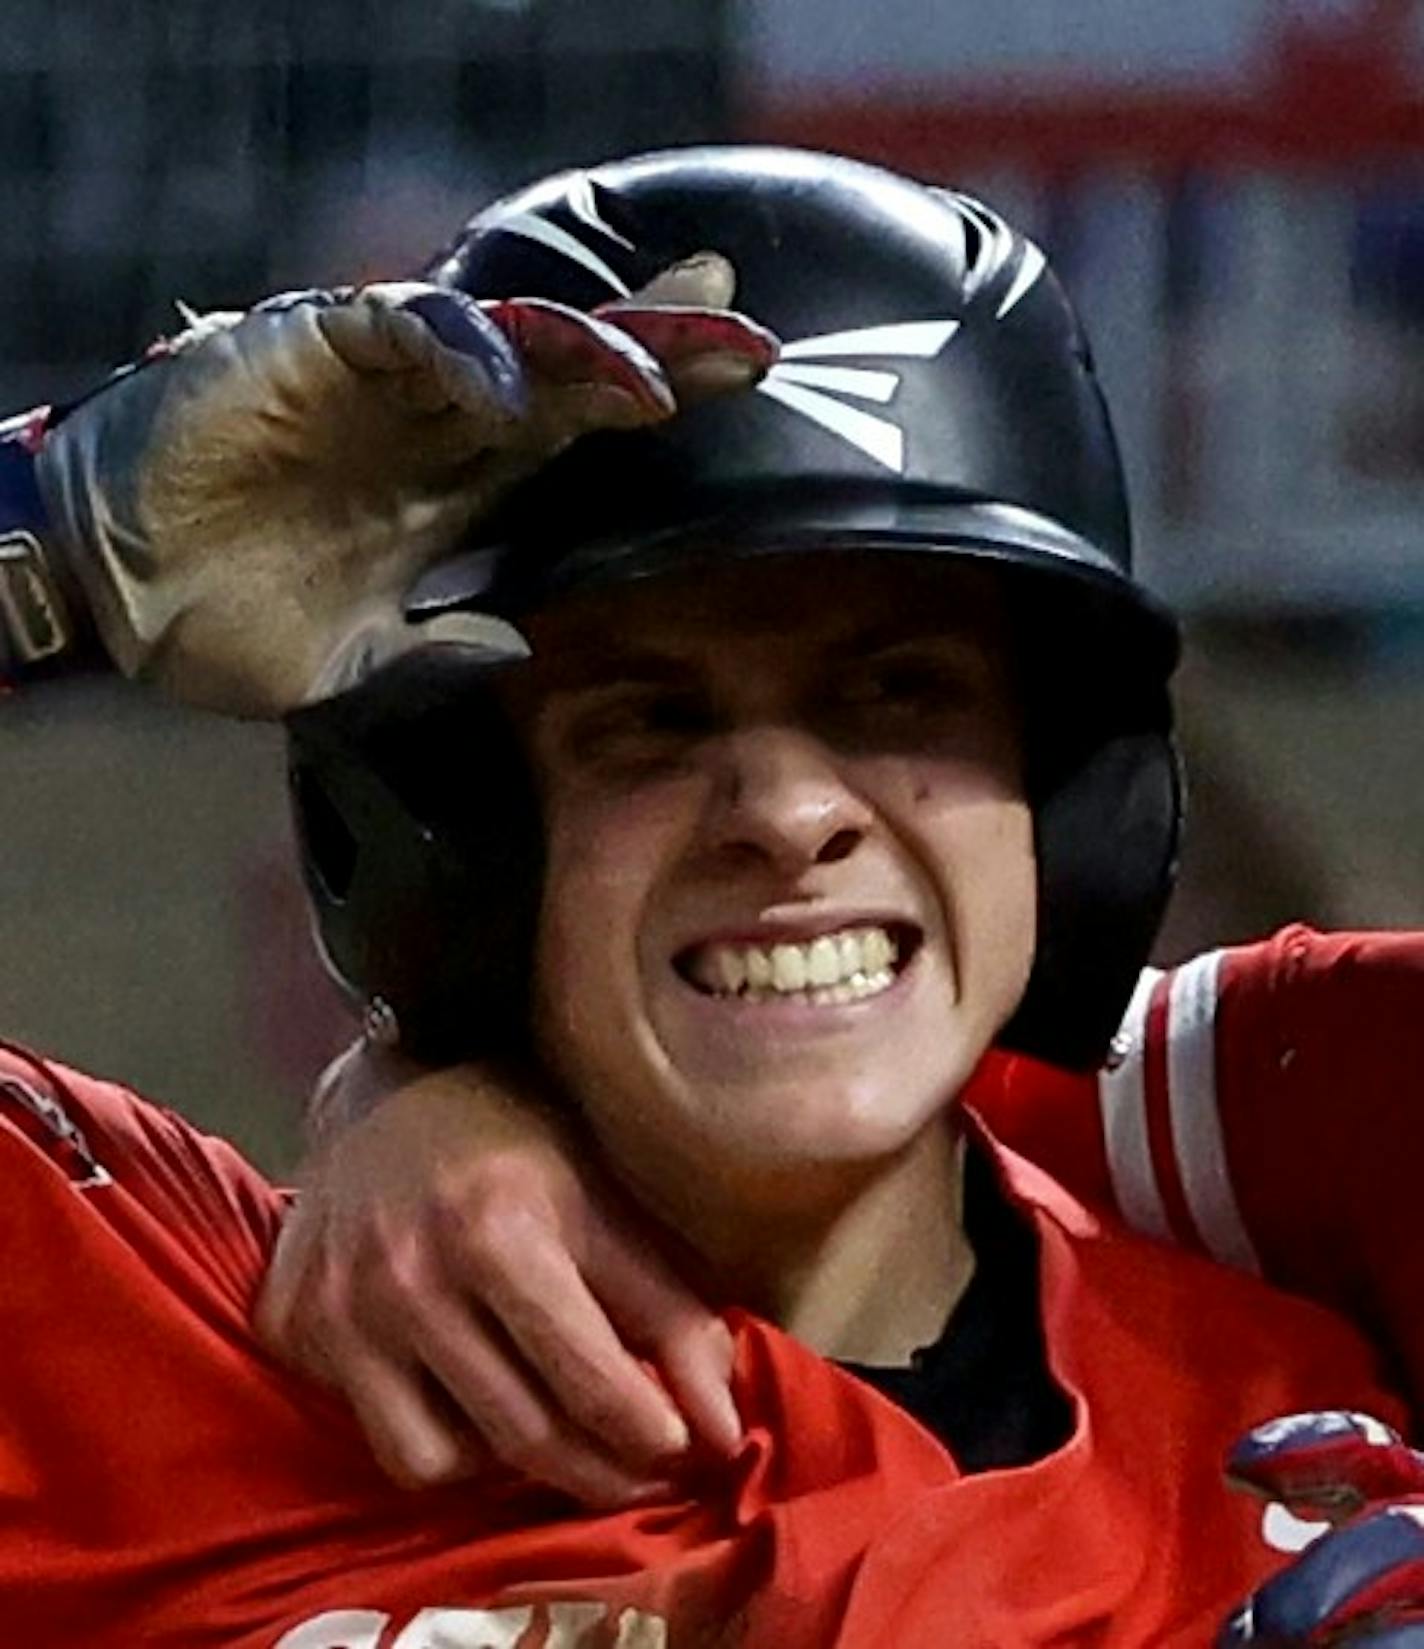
839;1143;1073;1473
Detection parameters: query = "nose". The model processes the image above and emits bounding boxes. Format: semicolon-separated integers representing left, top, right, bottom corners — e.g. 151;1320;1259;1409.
701;724;872;875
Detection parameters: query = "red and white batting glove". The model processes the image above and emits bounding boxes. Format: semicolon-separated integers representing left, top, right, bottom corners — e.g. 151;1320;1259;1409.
1221;1411;1424;1646
8;255;773;717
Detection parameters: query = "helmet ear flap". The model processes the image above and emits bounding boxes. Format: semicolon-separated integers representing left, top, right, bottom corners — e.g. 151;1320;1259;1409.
1001;727;1184;1071
288;677;542;1065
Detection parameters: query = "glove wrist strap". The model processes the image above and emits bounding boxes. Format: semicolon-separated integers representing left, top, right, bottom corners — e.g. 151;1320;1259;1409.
0;411;89;685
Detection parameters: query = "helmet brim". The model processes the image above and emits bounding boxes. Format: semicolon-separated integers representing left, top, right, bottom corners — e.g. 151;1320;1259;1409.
407;491;1180;684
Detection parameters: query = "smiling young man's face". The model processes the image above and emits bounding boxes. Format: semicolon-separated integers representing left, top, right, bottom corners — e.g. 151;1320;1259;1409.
504;554;1036;1217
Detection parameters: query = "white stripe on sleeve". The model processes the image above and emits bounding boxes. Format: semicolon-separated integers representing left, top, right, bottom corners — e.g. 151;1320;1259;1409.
1165;951;1262;1274
1098;967;1170;1240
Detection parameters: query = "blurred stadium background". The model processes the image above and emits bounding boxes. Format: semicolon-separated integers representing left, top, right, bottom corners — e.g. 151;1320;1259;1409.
3;0;1424;1170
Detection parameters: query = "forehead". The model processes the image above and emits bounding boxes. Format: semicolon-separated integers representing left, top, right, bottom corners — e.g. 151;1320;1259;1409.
520;553;1013;684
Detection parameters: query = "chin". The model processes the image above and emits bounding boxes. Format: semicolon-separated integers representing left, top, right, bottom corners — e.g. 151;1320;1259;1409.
680;1061;963;1173
549;973;991;1179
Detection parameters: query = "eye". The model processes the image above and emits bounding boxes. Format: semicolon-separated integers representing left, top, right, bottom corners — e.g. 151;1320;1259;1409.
835;653;979;714
564;688;714;764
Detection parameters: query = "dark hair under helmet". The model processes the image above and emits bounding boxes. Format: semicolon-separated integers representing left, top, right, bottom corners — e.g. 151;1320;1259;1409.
288;145;1183;1072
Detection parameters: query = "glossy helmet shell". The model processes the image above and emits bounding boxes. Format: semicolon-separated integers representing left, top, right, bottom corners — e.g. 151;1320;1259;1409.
289;146;1182;1071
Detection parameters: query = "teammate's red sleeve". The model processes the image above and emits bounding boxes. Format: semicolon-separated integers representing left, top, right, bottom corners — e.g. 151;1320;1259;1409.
1211;928;1424;1392
0;1036;286;1310
962;1048;1117;1212
972;927;1424;1421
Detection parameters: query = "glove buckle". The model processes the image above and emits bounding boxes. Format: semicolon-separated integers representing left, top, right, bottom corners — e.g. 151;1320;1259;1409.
0;531;71;665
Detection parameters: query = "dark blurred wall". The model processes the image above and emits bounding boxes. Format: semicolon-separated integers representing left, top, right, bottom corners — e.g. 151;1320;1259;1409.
0;0;730;409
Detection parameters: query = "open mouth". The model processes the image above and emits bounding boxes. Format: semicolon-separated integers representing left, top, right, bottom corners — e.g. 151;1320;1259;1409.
674;921;923;1007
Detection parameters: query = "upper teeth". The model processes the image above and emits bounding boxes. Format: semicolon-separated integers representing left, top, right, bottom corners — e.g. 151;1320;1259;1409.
687;925;899;998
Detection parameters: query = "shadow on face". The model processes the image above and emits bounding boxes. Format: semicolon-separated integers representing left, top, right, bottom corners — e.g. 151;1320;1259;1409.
497;552;1038;1214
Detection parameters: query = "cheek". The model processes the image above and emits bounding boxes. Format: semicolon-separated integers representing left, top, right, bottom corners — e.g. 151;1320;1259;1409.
962;800;1037;978
537;793;624;1001
899;763;1038;999
533;780;692;1038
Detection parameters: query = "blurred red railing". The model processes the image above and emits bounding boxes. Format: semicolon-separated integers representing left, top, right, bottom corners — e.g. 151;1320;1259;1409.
744;0;1424;176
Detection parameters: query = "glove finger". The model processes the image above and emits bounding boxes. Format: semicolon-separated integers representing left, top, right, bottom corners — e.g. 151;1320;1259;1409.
1219;1504;1424;1645
1229;1413;1424;1523
627;250;737;309
484;298;676;426
408;611;530;659
596;304;778;402
317;285;527;422
304;610;530;708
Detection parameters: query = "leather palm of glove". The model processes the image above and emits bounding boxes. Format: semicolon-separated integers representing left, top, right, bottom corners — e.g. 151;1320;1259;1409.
1221;1411;1424;1646
33;257;775;717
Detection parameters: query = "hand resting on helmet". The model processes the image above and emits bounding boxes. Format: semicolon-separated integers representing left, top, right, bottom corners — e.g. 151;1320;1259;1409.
31;257;775;717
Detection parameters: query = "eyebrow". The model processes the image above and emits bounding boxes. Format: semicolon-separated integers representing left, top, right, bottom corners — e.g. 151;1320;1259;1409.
533;645;696;700
826;618;987;659
535;615;991;700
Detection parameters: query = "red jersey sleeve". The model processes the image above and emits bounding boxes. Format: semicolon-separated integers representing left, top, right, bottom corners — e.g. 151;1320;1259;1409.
1208;928;1424;1392
972;928;1424;1418
0;1036;286;1315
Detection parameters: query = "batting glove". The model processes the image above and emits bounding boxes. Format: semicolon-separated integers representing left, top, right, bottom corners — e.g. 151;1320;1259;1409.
18;256;773;717
1220;1410;1424;1646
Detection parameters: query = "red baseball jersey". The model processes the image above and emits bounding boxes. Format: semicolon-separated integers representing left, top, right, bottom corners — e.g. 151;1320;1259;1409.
972;924;1424;1414
0;988;1408;1648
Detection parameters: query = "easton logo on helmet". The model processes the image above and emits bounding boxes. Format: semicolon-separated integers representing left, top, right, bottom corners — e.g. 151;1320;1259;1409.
488;178;636;299
752;215;1047;475
756;319;960;474
481;173;1050;477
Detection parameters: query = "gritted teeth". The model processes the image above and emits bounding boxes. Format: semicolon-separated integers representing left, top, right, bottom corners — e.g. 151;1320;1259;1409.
678;923;917;1002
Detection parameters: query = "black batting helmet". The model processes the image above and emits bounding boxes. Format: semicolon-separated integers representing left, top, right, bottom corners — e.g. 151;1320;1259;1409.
289;145;1182;1072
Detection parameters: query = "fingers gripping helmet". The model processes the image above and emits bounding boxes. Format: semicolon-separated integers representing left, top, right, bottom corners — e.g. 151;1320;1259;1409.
289;146;1182;1073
